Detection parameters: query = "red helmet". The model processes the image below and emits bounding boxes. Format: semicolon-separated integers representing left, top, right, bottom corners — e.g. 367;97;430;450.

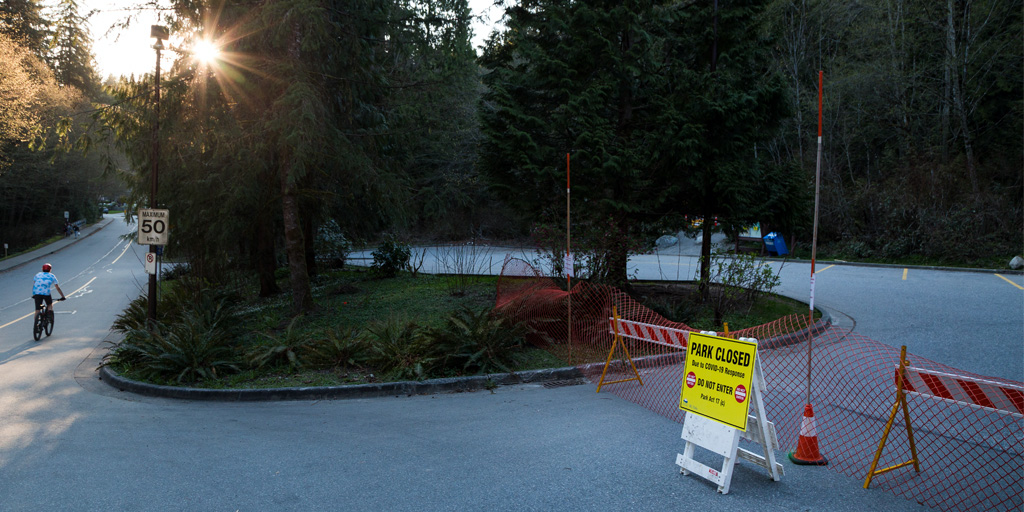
42;263;52;272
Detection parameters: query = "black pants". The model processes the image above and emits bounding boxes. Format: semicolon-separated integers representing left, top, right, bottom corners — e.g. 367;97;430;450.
33;294;52;312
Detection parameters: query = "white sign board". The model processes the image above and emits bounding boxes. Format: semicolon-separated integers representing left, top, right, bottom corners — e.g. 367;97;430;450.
676;338;783;494
145;252;157;275
138;209;170;245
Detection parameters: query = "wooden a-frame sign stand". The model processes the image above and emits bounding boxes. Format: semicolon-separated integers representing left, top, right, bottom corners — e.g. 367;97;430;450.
676;354;783;494
596;305;643;393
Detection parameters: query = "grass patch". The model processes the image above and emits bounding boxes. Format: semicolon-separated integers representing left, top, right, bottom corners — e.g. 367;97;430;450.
631;282;817;332
105;268;572;389
105;268;814;390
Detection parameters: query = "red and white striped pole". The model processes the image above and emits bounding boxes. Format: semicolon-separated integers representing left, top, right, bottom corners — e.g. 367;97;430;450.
790;70;828;466
566;153;572;364
808;70;823;402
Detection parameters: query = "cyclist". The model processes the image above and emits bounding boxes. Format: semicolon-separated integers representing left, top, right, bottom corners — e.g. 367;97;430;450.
33;263;66;321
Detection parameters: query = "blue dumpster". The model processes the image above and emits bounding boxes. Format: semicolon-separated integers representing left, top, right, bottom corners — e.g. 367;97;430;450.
763;232;788;256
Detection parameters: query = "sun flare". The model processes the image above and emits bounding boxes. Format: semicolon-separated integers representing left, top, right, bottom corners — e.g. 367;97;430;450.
193;39;221;65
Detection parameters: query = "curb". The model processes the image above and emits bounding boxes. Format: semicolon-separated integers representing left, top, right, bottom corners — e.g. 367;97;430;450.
98;364;585;402
0;217;115;274
760;309;833;350
760;255;1023;275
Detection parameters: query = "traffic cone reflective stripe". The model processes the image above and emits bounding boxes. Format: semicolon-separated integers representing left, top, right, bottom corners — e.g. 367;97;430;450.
789;404;828;465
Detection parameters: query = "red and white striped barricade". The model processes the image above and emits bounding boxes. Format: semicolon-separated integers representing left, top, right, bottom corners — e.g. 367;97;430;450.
900;366;1024;418
607;317;691;350
866;347;1024;489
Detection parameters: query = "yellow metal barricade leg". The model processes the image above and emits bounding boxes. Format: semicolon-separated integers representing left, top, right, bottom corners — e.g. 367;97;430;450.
864;345;921;488
596;306;643;393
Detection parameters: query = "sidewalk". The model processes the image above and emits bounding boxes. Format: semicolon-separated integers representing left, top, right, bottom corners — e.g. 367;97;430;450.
0;215;117;274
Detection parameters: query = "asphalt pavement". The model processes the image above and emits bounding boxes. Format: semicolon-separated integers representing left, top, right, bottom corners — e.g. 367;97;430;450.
2;222;1019;510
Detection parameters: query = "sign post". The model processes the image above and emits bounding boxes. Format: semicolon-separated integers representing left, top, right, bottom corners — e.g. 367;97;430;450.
676;332;782;494
137;208;169;328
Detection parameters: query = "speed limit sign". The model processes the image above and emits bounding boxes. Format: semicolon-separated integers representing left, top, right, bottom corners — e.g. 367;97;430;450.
138;209;170;245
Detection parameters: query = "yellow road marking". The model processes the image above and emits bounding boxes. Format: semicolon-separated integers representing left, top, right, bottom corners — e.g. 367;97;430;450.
902;269;908;280
0;277;96;330
111;242;132;265
0;312;34;330
815;265;835;274
995;274;1024;290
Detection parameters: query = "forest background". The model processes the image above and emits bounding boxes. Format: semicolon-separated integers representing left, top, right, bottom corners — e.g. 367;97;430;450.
0;0;1020;314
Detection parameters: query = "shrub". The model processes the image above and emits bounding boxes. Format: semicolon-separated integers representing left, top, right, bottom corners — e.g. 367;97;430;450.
423;307;527;375
104;297;242;384
303;327;368;369
371;235;411;278
315;219;352;269
697;252;782;325
247;317;308;370
363;316;435;380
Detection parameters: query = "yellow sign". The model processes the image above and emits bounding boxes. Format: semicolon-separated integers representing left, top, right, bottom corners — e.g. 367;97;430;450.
679;333;758;431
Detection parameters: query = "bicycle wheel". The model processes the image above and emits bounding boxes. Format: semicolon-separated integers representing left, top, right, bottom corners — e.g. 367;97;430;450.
33;313;43;341
44;310;54;336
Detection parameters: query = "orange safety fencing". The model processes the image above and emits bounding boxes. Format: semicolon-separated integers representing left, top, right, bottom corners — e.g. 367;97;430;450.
495;256;1023;512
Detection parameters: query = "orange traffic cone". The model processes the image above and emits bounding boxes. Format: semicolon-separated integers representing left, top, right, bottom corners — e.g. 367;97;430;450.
788;403;828;465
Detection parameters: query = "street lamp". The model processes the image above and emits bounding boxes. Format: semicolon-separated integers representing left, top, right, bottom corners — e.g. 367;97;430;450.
148;25;168;328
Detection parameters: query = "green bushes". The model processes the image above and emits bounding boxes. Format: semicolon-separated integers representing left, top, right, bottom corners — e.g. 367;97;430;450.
105;274;534;385
105;294;243;384
371;235;411;278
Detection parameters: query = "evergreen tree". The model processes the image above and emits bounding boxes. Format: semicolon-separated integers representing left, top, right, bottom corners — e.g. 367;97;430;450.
0;0;50;59
50;0;99;96
661;0;792;294
480;0;795;288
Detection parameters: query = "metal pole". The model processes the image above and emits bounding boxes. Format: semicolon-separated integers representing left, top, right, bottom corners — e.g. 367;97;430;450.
566;153;572;364
807;70;823;405
148;36;163;328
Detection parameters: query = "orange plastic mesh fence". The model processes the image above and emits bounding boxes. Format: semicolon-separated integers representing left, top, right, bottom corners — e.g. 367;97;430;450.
495;256;1023;512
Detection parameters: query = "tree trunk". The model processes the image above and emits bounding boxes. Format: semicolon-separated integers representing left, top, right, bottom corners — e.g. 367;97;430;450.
279;161;313;314
303;211;317;278
277;23;314;315
255;215;280;297
947;0;980;198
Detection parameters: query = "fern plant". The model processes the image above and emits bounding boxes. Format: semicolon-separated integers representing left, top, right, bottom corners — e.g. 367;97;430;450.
424;307;526;375
364;317;435;380
303;327;368;369
247;317;309;370
104;299;242;384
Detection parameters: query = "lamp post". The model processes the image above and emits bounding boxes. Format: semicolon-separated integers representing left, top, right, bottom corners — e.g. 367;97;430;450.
148;25;168;327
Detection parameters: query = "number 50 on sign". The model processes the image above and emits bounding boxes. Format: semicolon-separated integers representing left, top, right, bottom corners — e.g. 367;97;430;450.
138;209;170;245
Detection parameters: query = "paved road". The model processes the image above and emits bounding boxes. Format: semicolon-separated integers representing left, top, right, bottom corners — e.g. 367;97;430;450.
0;222;1018;510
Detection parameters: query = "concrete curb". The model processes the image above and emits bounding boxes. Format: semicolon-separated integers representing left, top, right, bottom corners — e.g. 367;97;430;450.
0;217;116;274
98;364;585;402
760;308;833;349
97;310;828;401
768;256;1024;275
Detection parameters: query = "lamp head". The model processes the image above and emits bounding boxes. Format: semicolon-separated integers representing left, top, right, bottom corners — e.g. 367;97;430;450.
150;25;169;40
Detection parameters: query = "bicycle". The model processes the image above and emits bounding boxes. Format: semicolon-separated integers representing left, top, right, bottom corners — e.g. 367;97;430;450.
33;297;65;341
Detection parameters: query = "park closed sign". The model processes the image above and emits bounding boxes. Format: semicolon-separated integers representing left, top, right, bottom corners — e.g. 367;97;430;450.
679;332;758;431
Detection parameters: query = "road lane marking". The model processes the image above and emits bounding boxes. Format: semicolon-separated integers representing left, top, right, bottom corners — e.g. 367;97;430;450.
995;274;1024;290
0;277;96;330
68;277;97;297
110;241;132;265
0;312;34;330
903;269;908;280
815;265;835;274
